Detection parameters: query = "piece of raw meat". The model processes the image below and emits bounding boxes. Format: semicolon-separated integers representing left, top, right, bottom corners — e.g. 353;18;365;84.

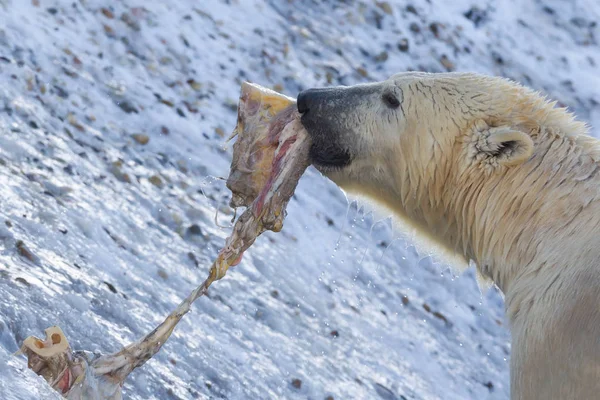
17;82;311;399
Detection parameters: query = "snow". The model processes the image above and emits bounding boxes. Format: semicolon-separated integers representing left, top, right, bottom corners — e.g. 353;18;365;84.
0;0;598;399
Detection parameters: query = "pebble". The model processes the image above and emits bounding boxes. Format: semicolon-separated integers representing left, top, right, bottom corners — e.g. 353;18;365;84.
101;8;114;19
397;39;409;52
16;240;39;264
131;134;150;145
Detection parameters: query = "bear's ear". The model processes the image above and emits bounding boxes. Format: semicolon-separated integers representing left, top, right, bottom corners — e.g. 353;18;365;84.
470;120;534;167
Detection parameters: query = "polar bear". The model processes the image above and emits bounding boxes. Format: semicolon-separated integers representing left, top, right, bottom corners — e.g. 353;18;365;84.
297;72;600;399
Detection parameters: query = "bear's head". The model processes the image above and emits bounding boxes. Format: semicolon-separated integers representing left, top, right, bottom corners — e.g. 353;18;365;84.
298;72;536;200
298;72;590;288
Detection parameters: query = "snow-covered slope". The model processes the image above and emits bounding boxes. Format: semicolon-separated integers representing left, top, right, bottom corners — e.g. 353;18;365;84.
0;1;598;399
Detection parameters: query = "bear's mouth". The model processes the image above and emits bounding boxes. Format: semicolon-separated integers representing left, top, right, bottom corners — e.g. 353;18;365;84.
299;113;354;170
308;142;353;170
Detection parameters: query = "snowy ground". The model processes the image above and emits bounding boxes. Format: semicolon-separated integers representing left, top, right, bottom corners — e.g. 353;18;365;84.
0;1;599;399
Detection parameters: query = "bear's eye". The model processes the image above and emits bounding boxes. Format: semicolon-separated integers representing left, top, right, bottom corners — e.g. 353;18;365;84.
382;92;400;109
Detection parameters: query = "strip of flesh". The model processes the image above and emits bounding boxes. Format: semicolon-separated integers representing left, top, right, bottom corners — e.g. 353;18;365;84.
17;82;311;399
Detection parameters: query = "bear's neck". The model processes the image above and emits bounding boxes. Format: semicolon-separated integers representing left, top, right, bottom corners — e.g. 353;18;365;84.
416;128;600;294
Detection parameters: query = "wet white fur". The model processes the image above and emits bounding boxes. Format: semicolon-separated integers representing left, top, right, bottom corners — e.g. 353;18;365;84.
323;72;600;399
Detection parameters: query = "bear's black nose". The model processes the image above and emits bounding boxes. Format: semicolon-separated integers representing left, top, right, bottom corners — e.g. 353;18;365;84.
297;90;312;114
298;87;342;115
